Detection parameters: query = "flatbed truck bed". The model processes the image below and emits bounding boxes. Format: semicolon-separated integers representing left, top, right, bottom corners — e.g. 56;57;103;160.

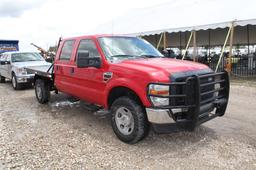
26;64;54;79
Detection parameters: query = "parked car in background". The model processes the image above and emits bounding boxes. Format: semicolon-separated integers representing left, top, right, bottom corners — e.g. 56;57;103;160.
0;52;51;90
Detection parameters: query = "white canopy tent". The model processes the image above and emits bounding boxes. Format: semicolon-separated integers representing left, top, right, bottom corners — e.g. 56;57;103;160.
90;0;256;36
142;23;256;47
90;0;256;74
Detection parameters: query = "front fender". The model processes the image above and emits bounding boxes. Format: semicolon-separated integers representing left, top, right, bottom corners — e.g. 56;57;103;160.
11;67;17;76
104;78;151;109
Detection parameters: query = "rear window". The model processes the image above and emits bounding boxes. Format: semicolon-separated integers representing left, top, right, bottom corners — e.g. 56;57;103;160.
59;40;75;61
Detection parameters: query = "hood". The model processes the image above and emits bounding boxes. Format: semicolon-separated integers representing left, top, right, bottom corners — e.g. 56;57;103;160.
114;58;212;80
12;60;51;68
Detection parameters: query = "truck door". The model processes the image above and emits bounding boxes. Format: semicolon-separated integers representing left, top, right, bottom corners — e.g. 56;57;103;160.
6;54;12;79
70;39;106;105
0;54;5;77
0;54;11;78
0;54;5;76
54;40;76;93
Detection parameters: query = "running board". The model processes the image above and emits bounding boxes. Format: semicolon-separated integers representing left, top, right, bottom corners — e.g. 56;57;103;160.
93;109;110;117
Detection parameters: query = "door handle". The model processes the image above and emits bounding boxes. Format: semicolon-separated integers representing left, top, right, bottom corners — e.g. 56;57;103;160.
70;67;75;74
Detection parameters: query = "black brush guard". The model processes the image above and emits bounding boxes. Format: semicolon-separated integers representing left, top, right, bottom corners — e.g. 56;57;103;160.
148;71;229;130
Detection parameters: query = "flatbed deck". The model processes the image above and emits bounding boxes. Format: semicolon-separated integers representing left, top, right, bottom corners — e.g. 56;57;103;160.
26;64;53;78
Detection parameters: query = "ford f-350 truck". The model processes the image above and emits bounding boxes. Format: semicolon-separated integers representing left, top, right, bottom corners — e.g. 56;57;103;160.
27;35;229;144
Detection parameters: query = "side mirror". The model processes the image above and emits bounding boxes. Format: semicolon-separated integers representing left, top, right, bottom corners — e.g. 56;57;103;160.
77;51;101;68
0;61;10;65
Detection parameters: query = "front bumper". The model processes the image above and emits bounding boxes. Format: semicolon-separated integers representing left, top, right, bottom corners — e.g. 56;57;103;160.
146;71;229;130
16;74;34;83
146;108;188;124
146;108;175;124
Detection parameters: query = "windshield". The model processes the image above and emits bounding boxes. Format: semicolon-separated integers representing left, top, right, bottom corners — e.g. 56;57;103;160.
98;37;163;63
11;53;44;62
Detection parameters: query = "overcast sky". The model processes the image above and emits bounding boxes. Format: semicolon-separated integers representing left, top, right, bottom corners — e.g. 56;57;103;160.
0;0;173;51
0;0;255;52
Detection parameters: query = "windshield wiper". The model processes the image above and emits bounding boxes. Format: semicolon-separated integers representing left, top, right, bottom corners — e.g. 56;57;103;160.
26;60;41;61
111;54;137;58
139;54;161;58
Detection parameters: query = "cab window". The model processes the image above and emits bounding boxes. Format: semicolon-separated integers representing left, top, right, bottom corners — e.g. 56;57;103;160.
76;39;100;59
1;54;7;62
0;54;4;61
59;40;75;61
6;54;11;62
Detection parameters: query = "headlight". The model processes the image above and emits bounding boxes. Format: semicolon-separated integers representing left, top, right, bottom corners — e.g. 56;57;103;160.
148;84;169;106
150;97;169;106
17;68;27;75
148;84;169;96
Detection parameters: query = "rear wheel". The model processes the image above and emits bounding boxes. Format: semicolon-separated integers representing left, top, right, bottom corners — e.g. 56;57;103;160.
12;73;21;90
111;97;149;144
0;75;5;83
35;79;50;104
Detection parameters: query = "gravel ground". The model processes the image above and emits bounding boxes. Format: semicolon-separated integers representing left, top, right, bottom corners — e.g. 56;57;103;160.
0;81;256;169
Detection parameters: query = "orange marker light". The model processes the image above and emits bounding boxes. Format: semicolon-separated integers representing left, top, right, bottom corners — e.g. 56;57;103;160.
149;89;169;96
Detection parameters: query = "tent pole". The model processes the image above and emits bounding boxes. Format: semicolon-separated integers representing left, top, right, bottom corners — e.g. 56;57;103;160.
208;29;211;56
182;31;193;60
179;31;182;56
155;34;158;47
215;24;232;72
157;33;164;49
227;22;234;73
247;25;250;55
163;32;167;49
193;31;197;62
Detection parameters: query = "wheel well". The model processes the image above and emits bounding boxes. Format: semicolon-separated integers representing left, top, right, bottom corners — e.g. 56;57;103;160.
34;75;54;91
34;75;49;83
108;87;144;108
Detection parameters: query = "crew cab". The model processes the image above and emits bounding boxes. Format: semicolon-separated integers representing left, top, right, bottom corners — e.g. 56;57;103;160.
0;52;51;89
27;35;229;144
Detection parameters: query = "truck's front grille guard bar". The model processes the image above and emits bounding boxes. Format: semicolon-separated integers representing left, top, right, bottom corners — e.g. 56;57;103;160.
148;71;229;110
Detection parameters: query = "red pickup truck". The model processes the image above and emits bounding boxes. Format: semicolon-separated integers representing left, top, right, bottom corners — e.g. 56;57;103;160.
27;35;229;144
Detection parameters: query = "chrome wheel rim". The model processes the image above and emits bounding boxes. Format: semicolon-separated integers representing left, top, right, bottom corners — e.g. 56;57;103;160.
12;76;16;88
36;84;42;99
115;107;134;135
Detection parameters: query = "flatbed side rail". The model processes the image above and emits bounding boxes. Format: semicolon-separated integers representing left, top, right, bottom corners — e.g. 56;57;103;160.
26;64;54;79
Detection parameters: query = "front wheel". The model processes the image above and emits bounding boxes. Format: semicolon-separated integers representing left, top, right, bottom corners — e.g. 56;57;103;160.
12;74;21;90
35;79;50;104
111;97;149;144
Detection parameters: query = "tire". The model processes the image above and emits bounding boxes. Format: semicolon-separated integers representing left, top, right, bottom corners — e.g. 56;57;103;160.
111;96;149;144
12;73;22;90
35;79;50;104
0;75;5;83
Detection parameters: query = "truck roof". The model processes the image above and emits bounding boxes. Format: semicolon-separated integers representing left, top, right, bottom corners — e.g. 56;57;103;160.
62;34;135;41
